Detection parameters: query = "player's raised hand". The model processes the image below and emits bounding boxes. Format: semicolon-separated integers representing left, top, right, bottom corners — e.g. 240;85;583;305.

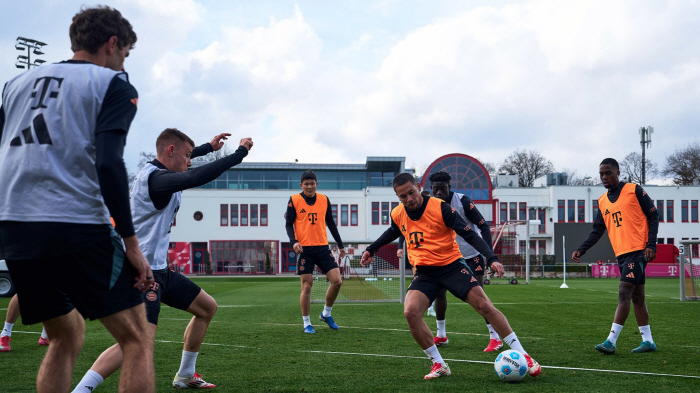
490;261;505;278
239;137;253;150
209;133;231;151
360;251;373;267
339;248;346;259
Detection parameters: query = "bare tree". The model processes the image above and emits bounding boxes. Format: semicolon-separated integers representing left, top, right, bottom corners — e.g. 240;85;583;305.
474;158;497;175
498;149;555;187
663;142;700;185
620;152;658;184
129;151;157;186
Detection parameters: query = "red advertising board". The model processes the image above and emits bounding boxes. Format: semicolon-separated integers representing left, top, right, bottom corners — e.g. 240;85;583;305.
168;242;192;274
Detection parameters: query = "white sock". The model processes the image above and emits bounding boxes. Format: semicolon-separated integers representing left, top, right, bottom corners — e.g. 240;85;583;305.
322;305;332;317
1;322;13;337
436;320;446;338
40;327;48;340
178;350;199;379
503;332;527;355
607;323;623;345
638;325;653;343
423;344;446;366
487;324;499;340
303;315;311;327
72;369;104;393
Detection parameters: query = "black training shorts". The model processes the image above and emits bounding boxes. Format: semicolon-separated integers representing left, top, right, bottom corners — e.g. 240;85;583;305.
7;228;143;325
465;254;486;277
408;258;481;303
296;245;338;275
144;268;202;325
618;250;647;285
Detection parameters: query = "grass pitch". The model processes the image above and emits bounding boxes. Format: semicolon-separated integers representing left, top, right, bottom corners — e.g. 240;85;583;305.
1;277;699;392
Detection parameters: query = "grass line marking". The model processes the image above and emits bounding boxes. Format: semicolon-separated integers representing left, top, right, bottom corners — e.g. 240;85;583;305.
301;349;700;379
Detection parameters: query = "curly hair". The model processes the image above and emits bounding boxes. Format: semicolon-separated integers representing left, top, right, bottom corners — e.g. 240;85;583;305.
428;171;451;184
70;6;137;53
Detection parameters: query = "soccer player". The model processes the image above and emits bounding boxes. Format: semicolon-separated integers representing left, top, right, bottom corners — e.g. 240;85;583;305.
0;294;49;352
0;6;154;393
360;174;540;379
572;158;659;354
428;171;501;352
72;129;253;392
285;170;346;333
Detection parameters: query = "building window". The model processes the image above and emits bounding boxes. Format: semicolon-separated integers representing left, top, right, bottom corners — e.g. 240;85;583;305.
692;200;698;223
372;202;379;225
592;200;599;220
667;237;675;246
194;211;203;221
220;204;228;226
331;204;338;225
519;203;527;221
667;200;674;222
528;208;536;220
577;200;585;222
510;202;517;222
261;204;268;226
241;204;248;226
657;200;664;222
341;205;349;226
538;209;546;233
381;202;390;225
251;204;258;226
351;205;358;226
558;200;565;222
501;202;508;224
658;238;664;244
682;200;689;222
230;204;238;226
567;199;575;222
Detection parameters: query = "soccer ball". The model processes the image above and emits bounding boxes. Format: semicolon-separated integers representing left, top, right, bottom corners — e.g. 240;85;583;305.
494;349;528;382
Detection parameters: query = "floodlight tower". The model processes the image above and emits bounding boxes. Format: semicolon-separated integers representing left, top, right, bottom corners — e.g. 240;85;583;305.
15;37;48;69
639;126;653;185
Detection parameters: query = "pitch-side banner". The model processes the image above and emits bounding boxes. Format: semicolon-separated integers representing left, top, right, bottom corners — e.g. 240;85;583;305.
591;264;689;278
168;242;192;274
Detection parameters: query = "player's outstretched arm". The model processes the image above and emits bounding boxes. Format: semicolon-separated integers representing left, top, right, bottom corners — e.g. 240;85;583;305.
150;138;253;195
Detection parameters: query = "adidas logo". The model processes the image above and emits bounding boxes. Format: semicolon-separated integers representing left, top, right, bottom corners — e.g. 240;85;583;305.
300;209;306;213
470;277;477;282
604;209;610;215
401;225;407;232
626;272;635;278
476;266;483;271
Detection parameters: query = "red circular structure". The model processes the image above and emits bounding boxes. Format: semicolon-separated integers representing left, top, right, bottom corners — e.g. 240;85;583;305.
421;153;493;200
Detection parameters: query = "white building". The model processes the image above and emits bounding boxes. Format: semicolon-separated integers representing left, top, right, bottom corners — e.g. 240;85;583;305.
168;154;699;274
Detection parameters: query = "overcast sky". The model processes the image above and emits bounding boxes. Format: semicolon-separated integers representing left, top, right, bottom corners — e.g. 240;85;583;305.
2;0;698;182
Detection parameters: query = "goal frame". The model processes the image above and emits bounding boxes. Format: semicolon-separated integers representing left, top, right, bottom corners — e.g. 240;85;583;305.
679;239;700;301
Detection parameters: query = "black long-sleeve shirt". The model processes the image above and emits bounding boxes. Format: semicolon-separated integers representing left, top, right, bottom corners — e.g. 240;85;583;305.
576;182;659;256
367;196;498;266
147;144;248;210
285;192;344;249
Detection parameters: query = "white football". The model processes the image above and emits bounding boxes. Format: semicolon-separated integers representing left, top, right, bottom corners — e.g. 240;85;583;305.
494;349;528;382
